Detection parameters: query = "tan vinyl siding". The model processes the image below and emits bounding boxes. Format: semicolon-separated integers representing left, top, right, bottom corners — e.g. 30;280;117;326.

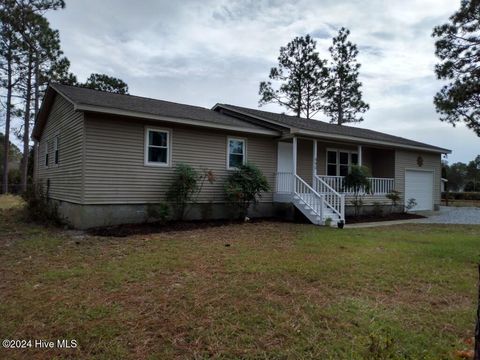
83;115;276;204
371;149;395;178
36;95;84;203
394;150;441;205
361;147;373;171
296;139;313;185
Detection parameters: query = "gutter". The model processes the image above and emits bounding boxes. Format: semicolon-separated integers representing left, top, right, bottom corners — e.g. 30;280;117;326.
293;129;451;154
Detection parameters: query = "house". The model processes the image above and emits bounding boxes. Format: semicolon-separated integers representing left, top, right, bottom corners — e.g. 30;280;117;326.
441;178;448;192
32;84;451;229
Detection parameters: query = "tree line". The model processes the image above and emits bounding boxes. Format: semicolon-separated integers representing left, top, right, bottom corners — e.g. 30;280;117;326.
432;0;479;137
260;0;480;136
0;0;128;194
443;155;480;192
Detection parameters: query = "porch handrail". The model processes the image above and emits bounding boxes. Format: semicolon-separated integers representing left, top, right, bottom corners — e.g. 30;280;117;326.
314;175;345;221
368;177;395;195
317;175;394;195
294;174;324;221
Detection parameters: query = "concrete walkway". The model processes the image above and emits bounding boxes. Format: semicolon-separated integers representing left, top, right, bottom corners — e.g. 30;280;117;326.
415;206;480;224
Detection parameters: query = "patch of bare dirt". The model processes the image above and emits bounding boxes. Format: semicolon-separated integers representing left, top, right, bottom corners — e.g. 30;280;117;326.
87;218;292;237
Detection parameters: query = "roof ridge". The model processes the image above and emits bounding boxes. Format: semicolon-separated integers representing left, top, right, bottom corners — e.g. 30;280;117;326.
52;83;214;112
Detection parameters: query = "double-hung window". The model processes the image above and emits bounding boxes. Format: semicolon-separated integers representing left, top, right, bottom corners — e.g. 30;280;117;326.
53;136;59;165
326;149;358;176
44;141;49;167
145;128;170;166
227;137;246;170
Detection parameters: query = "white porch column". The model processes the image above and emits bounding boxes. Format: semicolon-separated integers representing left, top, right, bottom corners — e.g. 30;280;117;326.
358;144;363;166
292;137;297;193
312;139;317;189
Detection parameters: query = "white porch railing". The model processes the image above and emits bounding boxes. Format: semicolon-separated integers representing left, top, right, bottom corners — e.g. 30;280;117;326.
316;175;394;195
368;177;395;195
314;175;345;221
275;172;293;193
294;174;324;221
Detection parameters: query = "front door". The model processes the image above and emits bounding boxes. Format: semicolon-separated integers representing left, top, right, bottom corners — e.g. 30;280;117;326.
277;142;293;192
278;142;293;173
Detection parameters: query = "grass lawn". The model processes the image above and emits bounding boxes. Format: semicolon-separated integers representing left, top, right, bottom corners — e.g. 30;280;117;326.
0;194;24;210
0;196;479;359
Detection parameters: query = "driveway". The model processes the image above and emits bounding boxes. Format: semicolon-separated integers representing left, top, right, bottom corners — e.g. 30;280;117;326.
415;206;480;225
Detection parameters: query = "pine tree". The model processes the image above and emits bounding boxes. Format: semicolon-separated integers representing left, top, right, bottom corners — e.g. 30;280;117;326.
323;28;369;125
83;73;129;94
13;3;68;192
259;35;328;119
0;0;23;194
432;0;480;136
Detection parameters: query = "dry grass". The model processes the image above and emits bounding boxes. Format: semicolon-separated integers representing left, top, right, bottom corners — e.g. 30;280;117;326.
0;194;24;210
0;197;479;359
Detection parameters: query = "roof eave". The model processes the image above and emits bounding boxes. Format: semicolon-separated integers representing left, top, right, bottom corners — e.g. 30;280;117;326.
294;129;451;154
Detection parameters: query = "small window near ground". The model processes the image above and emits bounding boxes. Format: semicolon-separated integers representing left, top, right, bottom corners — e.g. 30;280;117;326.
44;141;49;167
54;136;59;165
145;128;170;166
227;138;246;170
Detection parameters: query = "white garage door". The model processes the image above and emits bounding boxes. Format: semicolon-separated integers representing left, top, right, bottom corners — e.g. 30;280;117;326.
405;170;434;211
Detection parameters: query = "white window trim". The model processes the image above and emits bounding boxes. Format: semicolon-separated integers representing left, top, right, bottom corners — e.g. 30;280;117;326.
227;137;247;170
144;127;172;167
326;148;358;176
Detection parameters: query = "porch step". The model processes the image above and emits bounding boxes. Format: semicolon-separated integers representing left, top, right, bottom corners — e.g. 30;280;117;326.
290;176;345;227
293;196;342;227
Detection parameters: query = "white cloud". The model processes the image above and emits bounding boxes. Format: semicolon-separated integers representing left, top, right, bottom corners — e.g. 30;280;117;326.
44;0;477;162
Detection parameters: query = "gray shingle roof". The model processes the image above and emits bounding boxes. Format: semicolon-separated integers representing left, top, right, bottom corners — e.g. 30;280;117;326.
217;104;450;152
51;84;270;132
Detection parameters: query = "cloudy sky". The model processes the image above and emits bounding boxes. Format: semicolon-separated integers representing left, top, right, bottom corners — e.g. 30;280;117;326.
45;0;478;163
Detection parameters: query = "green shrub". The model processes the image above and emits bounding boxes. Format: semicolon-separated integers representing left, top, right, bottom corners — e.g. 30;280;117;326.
224;163;270;219
464;181;480;192
0;168;22;194
146;203;170;223
344;165;371;217
405;198;417;212
22;183;63;226
166;163;199;220
166;163;215;220
385;190;401;213
442;191;480;200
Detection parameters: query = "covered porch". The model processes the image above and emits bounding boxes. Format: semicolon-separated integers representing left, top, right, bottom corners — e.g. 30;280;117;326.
274;136;396;197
